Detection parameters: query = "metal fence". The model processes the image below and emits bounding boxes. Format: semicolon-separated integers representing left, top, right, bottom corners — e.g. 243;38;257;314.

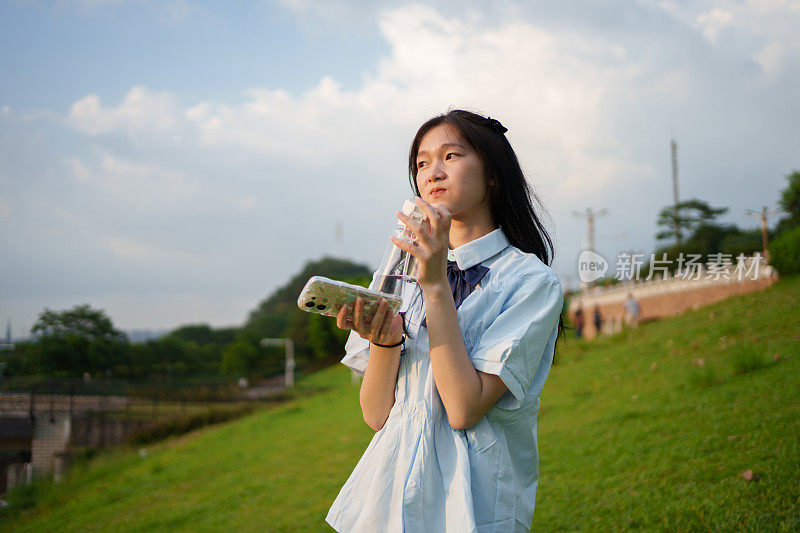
0;376;287;421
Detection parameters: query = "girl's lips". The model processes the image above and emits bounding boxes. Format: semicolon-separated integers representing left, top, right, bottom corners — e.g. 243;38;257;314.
429;188;446;196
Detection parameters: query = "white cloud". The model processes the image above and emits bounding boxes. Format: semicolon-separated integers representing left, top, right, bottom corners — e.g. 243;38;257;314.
753;42;784;76
653;0;800;77
69;85;179;135
746;0;800;14
67;154;197;209
696;6;736;44
174;3;656;204
59;3;800;218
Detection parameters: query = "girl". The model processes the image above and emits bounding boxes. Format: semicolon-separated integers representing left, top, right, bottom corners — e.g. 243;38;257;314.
326;110;564;532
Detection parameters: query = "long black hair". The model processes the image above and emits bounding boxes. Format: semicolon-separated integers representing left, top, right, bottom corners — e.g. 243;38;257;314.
407;109;566;351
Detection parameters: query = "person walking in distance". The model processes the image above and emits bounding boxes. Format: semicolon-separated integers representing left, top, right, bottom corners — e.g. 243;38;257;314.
625;293;640;328
573;307;585;339
593;305;602;336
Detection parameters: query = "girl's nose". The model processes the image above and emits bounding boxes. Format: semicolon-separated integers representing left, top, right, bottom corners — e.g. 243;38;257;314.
428;162;446;181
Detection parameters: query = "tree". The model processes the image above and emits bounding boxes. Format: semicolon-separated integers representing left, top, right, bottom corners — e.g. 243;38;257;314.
32;304;126;341
777;169;800;230
770;225;800;275
219;340;259;377
656;198;729;244
28;304;129;376
306;312;350;363
239;257;372;367
170;323;237;346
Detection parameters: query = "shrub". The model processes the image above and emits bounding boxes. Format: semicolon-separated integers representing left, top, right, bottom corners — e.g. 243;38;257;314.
0;480;45;521
128;403;258;445
770;225;800;275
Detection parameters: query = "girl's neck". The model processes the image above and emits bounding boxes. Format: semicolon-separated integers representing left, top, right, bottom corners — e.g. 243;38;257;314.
448;210;496;249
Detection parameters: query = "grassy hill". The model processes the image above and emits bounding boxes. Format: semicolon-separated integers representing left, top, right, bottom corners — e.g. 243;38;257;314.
3;276;799;531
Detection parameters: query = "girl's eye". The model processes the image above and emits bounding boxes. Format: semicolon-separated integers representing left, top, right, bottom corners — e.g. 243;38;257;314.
417;161;427;169
445;152;459;160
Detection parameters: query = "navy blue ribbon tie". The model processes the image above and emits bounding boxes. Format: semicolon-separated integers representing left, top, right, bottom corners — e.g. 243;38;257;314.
421;260;489;327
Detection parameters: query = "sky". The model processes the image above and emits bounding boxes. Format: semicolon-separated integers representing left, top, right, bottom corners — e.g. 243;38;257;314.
1;0;798;338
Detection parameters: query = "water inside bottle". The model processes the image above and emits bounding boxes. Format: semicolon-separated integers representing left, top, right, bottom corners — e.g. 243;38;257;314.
370;198;425;304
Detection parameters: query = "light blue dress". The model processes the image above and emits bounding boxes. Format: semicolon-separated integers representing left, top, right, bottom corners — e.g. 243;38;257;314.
326;228;564;533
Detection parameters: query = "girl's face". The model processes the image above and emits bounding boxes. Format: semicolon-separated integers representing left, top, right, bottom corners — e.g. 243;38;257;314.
415;123;492;221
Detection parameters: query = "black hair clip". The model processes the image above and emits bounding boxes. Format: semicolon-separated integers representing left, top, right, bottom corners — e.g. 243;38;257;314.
485;117;508;134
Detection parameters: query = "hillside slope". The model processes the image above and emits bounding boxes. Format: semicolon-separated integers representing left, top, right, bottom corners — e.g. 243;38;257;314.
3;276;799;531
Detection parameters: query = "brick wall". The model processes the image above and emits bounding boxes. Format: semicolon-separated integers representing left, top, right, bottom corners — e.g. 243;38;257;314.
568;271;776;340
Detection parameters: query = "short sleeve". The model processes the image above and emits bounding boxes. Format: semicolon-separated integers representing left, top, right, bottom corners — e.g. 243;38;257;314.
341;330;370;375
469;272;563;410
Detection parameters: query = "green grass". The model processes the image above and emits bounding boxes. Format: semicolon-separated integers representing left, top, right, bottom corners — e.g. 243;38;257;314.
3;276;799;531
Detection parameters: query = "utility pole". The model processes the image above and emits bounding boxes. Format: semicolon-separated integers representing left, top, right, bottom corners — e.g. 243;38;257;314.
746;206;781;263
573;208;608;253
671;139;681;247
260;338;295;388
0;319;13;352
334;221;343;258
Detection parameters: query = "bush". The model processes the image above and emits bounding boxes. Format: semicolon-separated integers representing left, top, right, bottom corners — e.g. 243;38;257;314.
127;403;260;445
770;225;800;275
0;480;45;521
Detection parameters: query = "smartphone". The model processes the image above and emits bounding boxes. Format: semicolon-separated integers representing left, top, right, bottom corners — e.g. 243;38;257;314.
297;276;402;322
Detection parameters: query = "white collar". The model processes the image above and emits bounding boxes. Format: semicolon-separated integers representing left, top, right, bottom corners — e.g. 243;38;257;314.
447;228;510;270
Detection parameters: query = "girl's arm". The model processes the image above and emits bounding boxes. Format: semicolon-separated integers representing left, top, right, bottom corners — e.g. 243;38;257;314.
359;343;401;431
336;298;403;431
392;199;508;430
423;282;508;430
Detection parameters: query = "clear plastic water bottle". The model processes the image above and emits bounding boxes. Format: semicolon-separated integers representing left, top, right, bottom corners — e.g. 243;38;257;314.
371;199;425;304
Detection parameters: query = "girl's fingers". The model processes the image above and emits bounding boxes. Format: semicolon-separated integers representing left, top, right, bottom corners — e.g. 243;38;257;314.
390;235;420;259
336;305;350;330
353;297;367;333
396;211;433;249
430;202;452;234
414;197;443;234
420;218;432;236
396;210;422;234
369;300;388;339
378;311;398;343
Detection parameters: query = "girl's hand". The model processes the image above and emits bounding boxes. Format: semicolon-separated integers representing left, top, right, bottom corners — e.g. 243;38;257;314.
336;297;404;346
391;197;452;290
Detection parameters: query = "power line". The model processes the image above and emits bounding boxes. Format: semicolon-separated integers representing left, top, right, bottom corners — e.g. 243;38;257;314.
572;208;609;253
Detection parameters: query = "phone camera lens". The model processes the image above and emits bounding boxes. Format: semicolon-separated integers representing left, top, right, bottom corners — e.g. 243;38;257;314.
317;304;327;311
305;302;315;308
